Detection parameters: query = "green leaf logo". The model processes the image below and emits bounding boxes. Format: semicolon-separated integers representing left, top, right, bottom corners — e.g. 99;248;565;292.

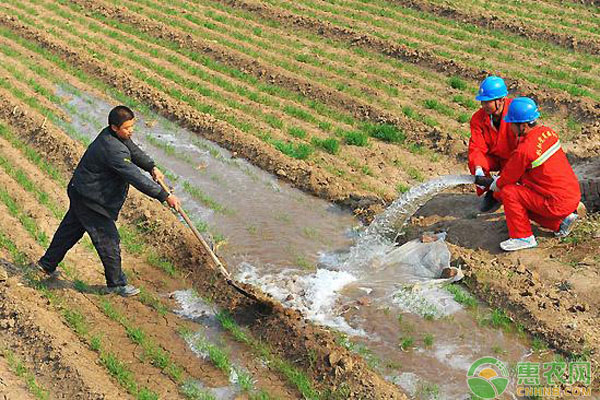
466;357;510;399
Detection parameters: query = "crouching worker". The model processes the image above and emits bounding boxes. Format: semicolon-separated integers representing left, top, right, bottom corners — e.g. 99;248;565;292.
487;97;582;252
469;76;517;213
34;106;181;296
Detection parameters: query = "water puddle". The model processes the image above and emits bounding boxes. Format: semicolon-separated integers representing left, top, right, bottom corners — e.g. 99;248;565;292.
56;85;555;399
171;289;255;399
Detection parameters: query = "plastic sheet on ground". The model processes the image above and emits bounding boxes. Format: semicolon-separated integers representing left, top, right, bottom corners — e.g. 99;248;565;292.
366;232;464;318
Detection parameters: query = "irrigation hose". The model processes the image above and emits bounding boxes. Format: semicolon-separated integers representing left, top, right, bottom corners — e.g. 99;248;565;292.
156;177;260;302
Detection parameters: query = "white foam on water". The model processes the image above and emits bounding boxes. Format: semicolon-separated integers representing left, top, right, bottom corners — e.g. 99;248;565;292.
386;372;420;397
171;289;214;320
181;380;237;400
433;342;480;372
236;262;365;336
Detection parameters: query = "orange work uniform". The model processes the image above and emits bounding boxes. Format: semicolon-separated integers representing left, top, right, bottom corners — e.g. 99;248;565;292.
495;126;580;238
469;98;517;195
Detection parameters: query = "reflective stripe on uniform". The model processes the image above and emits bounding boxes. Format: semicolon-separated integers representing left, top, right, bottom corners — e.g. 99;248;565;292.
531;140;561;168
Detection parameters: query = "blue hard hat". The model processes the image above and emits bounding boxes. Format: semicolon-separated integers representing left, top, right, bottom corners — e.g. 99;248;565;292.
504;97;540;123
475;76;508;101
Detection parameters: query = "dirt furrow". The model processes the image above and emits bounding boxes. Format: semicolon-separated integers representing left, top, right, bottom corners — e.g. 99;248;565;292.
0;113;293;398
66;0;443;146
215;0;600;124
0;173;190;398
0;14;383;208
0;72;408;398
15;0;396;200
0;60;67;121
0;268;132;400
393;0;600;55
0;354;38;400
0;30;114;105
0;135;67;207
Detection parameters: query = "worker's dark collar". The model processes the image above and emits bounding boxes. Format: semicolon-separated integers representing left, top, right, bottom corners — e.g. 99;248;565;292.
107;126;126;143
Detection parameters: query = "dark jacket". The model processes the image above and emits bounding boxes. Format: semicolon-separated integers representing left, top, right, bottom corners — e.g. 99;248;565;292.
69;127;169;220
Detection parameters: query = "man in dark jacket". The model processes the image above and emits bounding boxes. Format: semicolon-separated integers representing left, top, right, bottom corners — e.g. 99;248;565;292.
35;106;180;296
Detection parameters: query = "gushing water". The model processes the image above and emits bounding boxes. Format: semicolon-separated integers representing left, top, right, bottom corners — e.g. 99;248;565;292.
367;174;475;240
328;174;476;273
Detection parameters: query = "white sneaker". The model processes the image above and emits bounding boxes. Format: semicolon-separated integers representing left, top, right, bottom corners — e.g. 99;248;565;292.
500;235;538;252
555;213;578;238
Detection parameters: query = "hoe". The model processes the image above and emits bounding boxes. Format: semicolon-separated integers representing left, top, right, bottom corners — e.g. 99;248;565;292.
157;177;261;302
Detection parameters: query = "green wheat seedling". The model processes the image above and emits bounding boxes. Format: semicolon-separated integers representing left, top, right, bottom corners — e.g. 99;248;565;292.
67;0;460;136
311;137;340;155
215;311;320;400
1;347;50;400
259;0;600;101
444;283;478;309
0;154;63;219
334;333;381;370
182;330;261;393
0;188;48;247
182;181;231;215
0;230;159;400
56;0;358;132
27;5;337;150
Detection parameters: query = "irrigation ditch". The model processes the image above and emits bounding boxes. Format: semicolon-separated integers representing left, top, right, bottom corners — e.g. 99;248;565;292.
0;1;599;399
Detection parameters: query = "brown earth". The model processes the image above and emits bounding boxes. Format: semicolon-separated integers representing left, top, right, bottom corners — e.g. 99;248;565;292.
0;260;132;400
0;80;407;400
15;0;426;202
67;0;450;151
0;1;599;398
216;0;600;125
0;354;38;400
408;193;600;384
393;0;600;55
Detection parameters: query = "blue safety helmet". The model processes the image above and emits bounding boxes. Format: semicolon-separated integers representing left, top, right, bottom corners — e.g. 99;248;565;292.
504;97;540;123
475;76;508;101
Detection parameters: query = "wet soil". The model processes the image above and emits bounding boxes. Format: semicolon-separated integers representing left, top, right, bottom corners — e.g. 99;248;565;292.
411;193;600;382
0;2;599;398
0;85;407;398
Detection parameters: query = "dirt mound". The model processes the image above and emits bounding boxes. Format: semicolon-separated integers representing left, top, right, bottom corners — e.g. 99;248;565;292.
412;194;600;379
0;261;130;399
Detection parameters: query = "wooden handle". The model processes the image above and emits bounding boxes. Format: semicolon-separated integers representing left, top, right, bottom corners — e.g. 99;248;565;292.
157;177;232;280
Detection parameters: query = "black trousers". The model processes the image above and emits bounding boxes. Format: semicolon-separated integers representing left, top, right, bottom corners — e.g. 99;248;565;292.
39;186;126;287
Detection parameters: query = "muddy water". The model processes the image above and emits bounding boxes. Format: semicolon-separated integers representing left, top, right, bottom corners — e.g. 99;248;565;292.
56;85;554;399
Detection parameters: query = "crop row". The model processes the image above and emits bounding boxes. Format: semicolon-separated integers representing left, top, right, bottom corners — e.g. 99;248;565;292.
2;0;408;194
0;5;433;201
230;0;599;104
0;119;288;399
426;0;600;44
104;0;479;134
111;0;579;136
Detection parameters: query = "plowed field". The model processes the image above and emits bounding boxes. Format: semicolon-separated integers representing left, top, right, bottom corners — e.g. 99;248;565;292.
0;1;599;399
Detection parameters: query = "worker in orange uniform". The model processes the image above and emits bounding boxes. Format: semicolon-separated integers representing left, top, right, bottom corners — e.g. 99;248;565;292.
486;97;582;251
469;76;517;213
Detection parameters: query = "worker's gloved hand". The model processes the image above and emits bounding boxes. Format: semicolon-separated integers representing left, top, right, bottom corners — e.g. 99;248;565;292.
474;166;486;190
489;176;500;192
166;194;181;210
151;166;165;183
